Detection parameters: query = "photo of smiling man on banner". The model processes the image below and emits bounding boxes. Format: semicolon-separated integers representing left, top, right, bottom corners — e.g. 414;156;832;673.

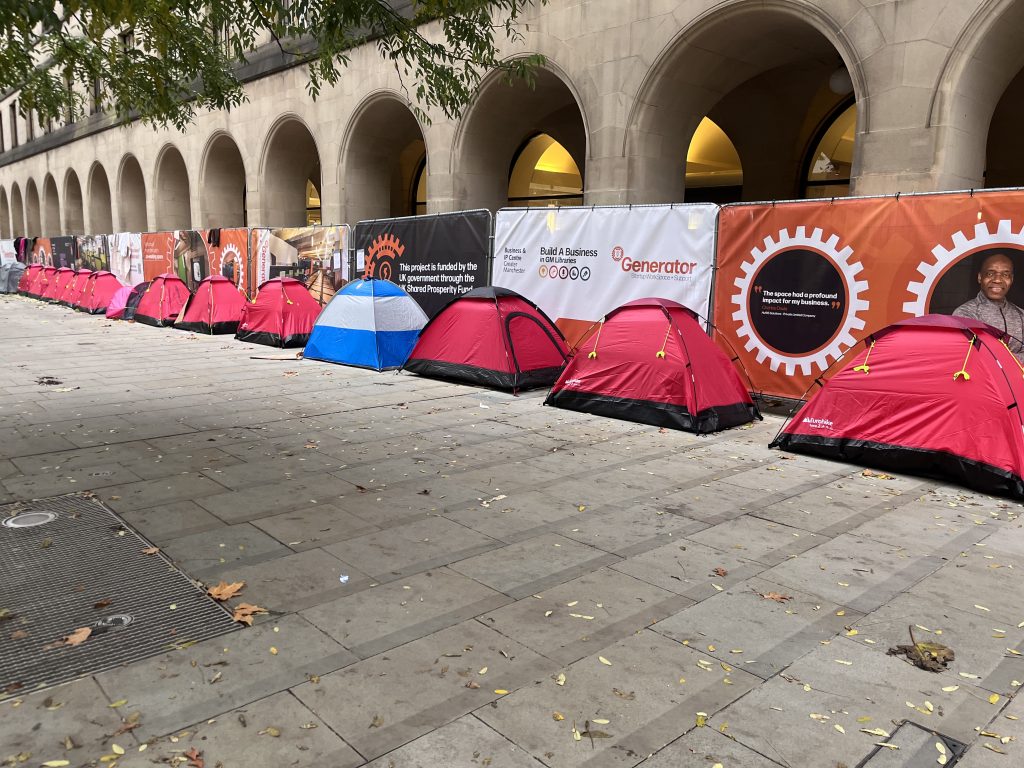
953;251;1024;361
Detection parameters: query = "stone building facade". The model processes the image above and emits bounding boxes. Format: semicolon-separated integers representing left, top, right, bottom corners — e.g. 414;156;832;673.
1;0;1023;238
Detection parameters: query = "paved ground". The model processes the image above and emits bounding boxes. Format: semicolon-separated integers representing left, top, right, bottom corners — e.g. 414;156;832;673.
1;294;1023;768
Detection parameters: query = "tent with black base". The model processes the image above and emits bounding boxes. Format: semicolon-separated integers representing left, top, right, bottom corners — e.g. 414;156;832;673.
772;314;1024;499
175;275;246;334
403;286;570;392
121;281;151;321
235;276;321;348
546;298;760;433
134;273;192;327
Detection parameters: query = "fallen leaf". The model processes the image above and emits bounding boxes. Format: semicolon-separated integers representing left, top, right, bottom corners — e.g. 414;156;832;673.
834;724;846;734
713;567;729;577
141;546;160;555
206;581;245;601
260;726;281;737
598;656;612;666
861;728;891;738
555;673;566;686
63;627;91;646
108;699;128;708
269;646;278;655
465;681;480;689
695;712;708;727
494;689;509;695
92;599;113;609
552;712;564;721
231;603;268;626
757;591;792;603
612;688;635;700
593;718;609;725
41;762;70;767
111;744;125;756
989;693;1001;705
10;629;28;640
942;685;959;692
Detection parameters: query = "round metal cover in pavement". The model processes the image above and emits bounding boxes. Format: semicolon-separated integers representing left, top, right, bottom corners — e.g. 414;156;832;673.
93;614;134;629
2;511;58;528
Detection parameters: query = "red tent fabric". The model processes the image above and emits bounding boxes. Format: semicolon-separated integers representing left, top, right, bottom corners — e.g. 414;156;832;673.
403;286;570;391
176;275;246;334
27;266;56;299
546;298;760;433
79;271;125;314
773;314;1024;498
134;273;192;327
42;267;75;302
17;264;42;294
235;277;321;347
59;268;92;307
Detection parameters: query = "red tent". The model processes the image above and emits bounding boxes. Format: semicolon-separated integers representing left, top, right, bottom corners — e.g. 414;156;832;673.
403;286;570;391
773;314;1024;498
79;271;125;314
235;276;320;347
17;264;42;294
134;273;192;327
41;267;75;302
27;266;56;299
176;275;246;334
59;268;92;307
547;298;760;433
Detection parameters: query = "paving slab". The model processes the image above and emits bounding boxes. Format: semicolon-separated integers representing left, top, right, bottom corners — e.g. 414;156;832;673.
479;567;690;665
251;501;380;549
114;691;364;767
160;522;291;572
117;499;226;543
956;692;1024;766
449;533;620;599
555;505;707;557
363;714;541;768
195;474;354;523
100;472;229;513
907;548;1024;625
640;727;783;767
1;463;144;499
686;515;827;566
651;576;862;680
717;638;995;768
443;489;597;543
325;516;499;581
290;619;547;761
301;568;510;658
94;614;357;742
476;629;759;768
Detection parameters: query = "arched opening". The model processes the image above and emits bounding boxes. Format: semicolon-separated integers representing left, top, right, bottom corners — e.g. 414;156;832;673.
118;154;148;231
155;144;192;230
88;163;113;234
200;133;247;227
412;159;427;215
507;133;583;207
341;95;428;222
42;174;61;235
685;118;744;203
11;184;24;237
803;100;856;198
629;7;859;202
455;66;586;212
261;117;321;227
64;169;85;235
0;189;9;238
25;179;41;236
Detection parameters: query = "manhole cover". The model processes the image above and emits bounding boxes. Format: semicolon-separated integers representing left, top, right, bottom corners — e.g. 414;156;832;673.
3;511;58;528
0;494;238;698
855;720;966;767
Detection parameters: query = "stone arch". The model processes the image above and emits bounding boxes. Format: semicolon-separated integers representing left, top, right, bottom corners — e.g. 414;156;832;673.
339;92;429;223
452;60;588;212
154;144;192;230
200;132;247;228
0;188;9;238
260;114;322;227
42;173;61;235
118;154;148;231
11;183;24;237
25;178;41;236
64;169;85;235
930;0;1024;189
625;0;865;203
88;163;113;233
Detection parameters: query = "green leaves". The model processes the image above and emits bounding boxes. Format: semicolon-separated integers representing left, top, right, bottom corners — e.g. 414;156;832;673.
1;1;545;131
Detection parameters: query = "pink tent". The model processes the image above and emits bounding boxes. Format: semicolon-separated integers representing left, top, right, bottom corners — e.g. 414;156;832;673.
106;284;137;320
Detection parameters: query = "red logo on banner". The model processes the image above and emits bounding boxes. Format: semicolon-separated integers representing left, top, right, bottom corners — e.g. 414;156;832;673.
366;234;406;281
611;246;624;262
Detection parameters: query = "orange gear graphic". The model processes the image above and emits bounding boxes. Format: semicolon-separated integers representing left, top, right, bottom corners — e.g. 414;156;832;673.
366;233;405;281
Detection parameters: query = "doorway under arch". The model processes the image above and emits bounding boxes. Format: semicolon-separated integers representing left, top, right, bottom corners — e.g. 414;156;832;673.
88;163;113;234
262;117;321;227
629;6;860;203
507;133;583;207
42;174;61;235
201;133;247;227
11;183;24;237
118;155;148;231
155;145;192;230
0;188;9;238
25;179;41;236
455;65;587;212
685;118;744;204
64;170;85;235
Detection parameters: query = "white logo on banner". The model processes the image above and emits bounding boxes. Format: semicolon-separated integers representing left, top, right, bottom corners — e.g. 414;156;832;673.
493;205;718;342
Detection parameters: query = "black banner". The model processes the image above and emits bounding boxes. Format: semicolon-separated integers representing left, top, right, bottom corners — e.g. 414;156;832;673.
50;237;79;269
354;210;491;317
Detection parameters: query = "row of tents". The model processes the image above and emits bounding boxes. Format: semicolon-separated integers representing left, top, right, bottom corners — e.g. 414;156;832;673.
6;260;1024;502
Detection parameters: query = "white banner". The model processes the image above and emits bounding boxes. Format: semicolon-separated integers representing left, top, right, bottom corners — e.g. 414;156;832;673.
106;233;143;284
493;204;718;346
0;239;15;264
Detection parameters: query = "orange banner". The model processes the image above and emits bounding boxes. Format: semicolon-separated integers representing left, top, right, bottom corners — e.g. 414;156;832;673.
715;190;1024;399
141;232;175;280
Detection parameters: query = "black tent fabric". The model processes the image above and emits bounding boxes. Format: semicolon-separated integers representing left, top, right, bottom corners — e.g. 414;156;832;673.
122;281;150;322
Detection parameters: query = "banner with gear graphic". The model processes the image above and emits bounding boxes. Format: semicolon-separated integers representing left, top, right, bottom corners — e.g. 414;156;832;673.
354;210;491;317
493;204;718;347
716;189;1024;399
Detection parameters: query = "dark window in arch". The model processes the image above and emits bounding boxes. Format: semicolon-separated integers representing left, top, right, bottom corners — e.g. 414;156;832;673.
802;96;857;199
412;156;427;216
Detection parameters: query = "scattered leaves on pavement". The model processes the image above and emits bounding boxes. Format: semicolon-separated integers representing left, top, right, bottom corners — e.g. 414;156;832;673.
184;747;204;768
369;714;384;729
887;626;954;672
206;581;245;601
231;603;268;626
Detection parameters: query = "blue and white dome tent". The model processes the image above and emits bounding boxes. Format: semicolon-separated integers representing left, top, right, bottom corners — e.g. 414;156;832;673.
304;278;429;370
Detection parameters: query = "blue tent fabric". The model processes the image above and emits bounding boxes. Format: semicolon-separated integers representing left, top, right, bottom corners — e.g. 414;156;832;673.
304;278;428;370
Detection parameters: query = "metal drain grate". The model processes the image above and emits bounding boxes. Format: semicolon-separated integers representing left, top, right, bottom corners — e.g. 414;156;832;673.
0;494;239;698
855;720;967;767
